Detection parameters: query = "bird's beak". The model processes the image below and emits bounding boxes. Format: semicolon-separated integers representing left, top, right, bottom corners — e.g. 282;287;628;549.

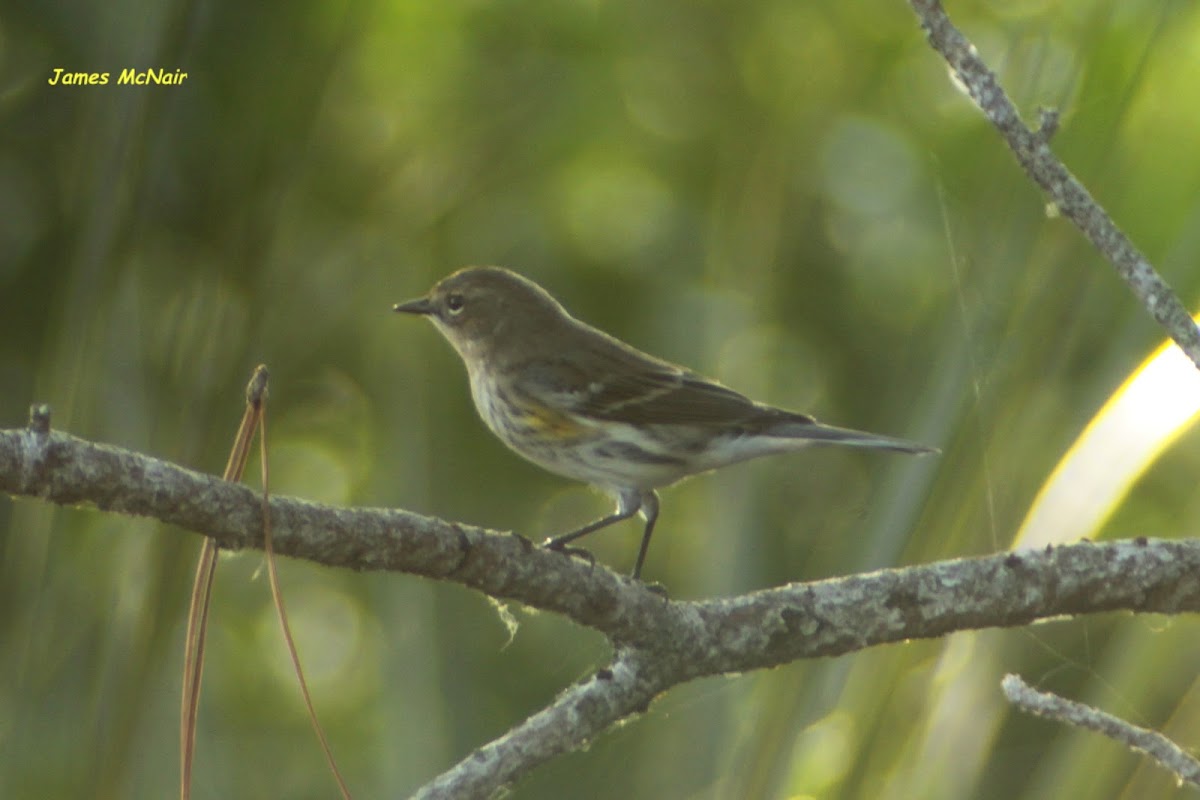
392;296;435;316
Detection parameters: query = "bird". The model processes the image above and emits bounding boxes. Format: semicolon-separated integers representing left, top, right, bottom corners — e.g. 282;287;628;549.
393;266;936;580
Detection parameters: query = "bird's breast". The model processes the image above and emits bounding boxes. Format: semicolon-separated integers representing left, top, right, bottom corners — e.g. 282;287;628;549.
469;373;592;443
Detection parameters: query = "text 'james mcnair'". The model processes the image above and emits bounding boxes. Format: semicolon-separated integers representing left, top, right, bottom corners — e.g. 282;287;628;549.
48;68;188;86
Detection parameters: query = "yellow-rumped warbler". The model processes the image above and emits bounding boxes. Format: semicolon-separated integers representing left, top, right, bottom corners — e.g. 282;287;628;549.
394;266;936;580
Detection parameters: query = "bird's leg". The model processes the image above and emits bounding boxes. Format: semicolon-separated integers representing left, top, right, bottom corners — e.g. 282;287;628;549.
549;489;652;568
629;491;659;580
544;501;639;549
543;490;663;580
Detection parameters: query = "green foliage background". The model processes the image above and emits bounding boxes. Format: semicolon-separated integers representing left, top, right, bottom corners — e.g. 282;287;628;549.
3;0;1200;797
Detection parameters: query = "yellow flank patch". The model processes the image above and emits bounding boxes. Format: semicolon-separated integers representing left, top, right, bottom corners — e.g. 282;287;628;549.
520;405;588;439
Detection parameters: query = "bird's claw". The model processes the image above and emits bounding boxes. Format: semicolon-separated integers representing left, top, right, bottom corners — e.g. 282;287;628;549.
640;580;669;598
543;538;596;571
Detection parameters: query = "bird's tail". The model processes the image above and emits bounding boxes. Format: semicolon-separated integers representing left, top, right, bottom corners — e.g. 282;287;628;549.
775;421;938;455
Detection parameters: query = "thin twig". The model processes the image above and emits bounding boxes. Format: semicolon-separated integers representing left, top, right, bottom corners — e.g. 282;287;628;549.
1002;674;1200;789
907;0;1200;369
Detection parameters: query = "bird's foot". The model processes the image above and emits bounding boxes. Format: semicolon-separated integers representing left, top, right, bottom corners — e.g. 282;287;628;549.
543;538;596;571
639;580;669;598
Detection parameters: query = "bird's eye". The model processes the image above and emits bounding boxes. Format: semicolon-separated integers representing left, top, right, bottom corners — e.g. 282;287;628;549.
445;293;466;315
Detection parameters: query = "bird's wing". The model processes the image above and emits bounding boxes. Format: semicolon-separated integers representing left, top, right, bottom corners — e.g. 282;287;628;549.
515;344;816;428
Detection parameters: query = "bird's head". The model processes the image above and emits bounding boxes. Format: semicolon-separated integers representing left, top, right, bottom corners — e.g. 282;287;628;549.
393;266;569;367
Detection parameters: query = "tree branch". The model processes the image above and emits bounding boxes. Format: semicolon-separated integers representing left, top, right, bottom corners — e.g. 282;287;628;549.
1002;674;1200;789
908;0;1200;370
413;650;666;800
5;416;1200;796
